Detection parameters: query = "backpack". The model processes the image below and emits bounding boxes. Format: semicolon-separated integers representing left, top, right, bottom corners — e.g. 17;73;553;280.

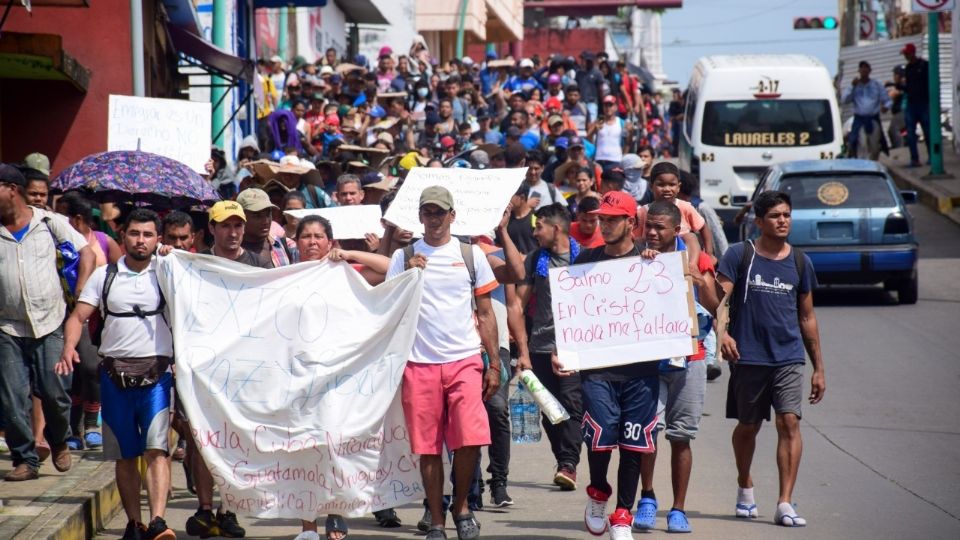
402;241;477;309
91;263;168;347
727;240;806;336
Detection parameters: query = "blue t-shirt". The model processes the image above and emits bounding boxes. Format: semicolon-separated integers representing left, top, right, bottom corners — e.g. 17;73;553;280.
11;223;30;242
718;242;817;367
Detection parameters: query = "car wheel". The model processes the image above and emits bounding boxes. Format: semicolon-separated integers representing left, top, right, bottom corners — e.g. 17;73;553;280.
897;271;918;305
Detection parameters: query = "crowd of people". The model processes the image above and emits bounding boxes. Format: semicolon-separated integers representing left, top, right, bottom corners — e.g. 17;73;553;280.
0;39;825;540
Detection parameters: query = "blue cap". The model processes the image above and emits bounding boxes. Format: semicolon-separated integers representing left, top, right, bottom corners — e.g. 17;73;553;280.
354;54;368;68
554;136;569;149
369;105;386;118
486;51;497;60
353;93;367;107
425;111;441;126
390;77;407;92
330;74;342;85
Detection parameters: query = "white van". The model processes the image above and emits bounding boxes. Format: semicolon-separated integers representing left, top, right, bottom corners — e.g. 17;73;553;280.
678;55;842;234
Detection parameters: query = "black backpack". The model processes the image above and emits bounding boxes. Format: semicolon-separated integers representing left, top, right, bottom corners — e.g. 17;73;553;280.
91;263;168;347
727;240;807;335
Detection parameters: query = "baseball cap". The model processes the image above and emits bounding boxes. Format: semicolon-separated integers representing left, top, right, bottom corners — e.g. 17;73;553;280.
369;105;386;118
419;185;455;211
505;126;522;139
591;191;637;218
901;43;916;55
320;65;334;76
209;200;247;223
325;114;340;126
548;74;561;85
469;150;490;170
378;46;393;58
545;97;562;111
567;135;584;148
554;136;569;150
24;153;50;177
519;58;534;69
548;115;564;126
236;188;279;212
462;56;475;66
621;153;643;170
440;136;457;148
603;94;617;104
0;163;27;188
270;55;283;64
399;151;427;171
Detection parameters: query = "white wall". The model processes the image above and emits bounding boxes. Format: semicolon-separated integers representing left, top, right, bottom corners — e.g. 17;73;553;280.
295;5;347;63
358;0;417;66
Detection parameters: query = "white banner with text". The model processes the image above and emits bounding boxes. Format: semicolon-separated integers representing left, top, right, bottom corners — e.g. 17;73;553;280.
157;252;425;520
108;95;211;173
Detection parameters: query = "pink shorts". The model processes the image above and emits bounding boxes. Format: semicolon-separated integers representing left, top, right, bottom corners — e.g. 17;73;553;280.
401;354;491;455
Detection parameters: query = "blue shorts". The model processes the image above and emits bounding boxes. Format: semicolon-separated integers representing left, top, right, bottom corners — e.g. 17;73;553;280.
100;370;172;460
581;376;659;453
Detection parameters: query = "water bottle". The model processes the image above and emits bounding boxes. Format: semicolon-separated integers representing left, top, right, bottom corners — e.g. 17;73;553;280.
510;383;542;444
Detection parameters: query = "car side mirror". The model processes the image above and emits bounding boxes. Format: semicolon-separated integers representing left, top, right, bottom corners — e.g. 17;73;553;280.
900;190;918;204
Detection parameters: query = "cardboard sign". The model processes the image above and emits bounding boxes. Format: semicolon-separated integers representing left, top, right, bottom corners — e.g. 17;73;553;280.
549;251;697;371
157;252;425;520
285;205;385;240
382;167;526;236
108;95;211;173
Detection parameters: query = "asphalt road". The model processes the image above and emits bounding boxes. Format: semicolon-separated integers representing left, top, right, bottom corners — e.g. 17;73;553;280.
101;203;960;540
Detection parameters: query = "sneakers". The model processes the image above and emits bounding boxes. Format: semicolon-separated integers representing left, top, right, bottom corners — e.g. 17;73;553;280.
584;485;611;536
553;465;577;491
122;520;146;540
185;509;219;538
51;443;72;472
490;483;514;507
706;364;722;381
608;508;634;540
0;436;8;452
4;463;39;481
84;431;103;449
632;497;657;530
216;509;246;537
143;516;176;540
774;502;806;527
65;436;84;451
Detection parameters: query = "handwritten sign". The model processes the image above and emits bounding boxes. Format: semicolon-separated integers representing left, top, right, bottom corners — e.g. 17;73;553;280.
157;252;425;520
285;205;384;240
549;251;697;371
108;95;211;173
382;167;526;236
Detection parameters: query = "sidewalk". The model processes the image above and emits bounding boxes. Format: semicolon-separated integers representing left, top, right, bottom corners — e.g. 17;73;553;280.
0;451;120;540
880;146;960;225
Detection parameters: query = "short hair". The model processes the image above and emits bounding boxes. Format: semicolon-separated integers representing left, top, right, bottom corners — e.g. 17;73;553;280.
282;190;307;208
58;191;93;224
124;208;161;232
678;170;697;197
525;150;545;166
646;200;681;227
162;210;194;232
754;190;792;218
336;173;362;191
858;60;871;69
535;203;571;233
577;166;594;179
295;214;333;240
504;143;526;167
601;170;626;190
577;196;600;215
565;84;579;94
650;161;680;182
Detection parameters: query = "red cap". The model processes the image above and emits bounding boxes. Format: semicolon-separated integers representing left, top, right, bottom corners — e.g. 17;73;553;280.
901;43;916;55
440;135;456;148
325;114;340;126
545;97;562;111
602;94;617;104
591;191;637;218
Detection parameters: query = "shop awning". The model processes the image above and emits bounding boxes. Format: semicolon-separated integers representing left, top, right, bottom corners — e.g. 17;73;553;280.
167;23;254;85
161;0;201;36
252;1;328;7
0;31;89;92
333;0;387;24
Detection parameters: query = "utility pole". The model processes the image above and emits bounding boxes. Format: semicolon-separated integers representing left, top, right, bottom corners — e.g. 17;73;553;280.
211;0;227;146
925;12;945;176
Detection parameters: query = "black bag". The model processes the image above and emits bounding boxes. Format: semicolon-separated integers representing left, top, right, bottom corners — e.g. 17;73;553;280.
100;356;171;389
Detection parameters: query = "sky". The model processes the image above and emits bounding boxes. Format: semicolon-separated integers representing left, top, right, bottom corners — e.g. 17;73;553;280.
660;0;841;85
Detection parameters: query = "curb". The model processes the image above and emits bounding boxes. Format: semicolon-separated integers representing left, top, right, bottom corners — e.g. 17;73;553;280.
886;166;960;226
0;457;121;540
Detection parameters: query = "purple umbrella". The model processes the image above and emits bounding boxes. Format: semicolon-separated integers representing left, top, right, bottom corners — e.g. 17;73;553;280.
51;150;220;208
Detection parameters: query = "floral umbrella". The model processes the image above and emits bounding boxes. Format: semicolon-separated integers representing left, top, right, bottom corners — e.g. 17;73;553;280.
51;150;220;208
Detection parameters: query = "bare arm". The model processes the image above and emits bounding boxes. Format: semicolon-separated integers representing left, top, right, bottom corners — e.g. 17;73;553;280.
492;206;524;284
475;293;501;401
699;270;720;317
57;302;97;375
698;220;716;257
716;274;738;361
75;245;95;295
106;236;122;264
798;291;825;404
506;284;530;372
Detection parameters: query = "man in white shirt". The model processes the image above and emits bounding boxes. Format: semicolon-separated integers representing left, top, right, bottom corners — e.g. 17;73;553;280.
58;209;176;540
385;186;501;540
524;151;569;210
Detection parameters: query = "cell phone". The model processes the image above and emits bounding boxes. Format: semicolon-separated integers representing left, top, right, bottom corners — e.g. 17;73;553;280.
530;191;542;199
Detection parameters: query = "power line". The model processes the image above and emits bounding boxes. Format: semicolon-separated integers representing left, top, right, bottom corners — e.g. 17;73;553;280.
661;36;837;49
665;0;803;30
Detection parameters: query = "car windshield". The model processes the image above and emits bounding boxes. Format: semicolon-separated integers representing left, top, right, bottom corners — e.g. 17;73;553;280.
779;174;896;209
702;100;833;147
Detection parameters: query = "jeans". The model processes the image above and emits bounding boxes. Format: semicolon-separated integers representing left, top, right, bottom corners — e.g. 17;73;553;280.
586;102;599;125
0;327;72;469
485;348;511;486
530;352;584;468
904;102;931;164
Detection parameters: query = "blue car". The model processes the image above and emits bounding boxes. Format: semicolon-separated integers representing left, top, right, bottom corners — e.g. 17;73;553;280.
740;159;919;304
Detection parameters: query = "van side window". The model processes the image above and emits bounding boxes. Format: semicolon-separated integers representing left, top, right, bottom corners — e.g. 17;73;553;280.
684;86;698;140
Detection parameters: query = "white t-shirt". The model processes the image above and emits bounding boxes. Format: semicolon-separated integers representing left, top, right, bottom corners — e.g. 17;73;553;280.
387;239;498;364
78;256;173;358
527;179;569;210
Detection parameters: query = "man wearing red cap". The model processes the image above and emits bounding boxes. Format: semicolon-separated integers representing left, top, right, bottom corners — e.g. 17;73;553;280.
898;42;931;167
552;191;662;540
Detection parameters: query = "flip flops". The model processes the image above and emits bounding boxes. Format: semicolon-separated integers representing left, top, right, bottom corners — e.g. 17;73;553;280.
324;514;349;539
666;510;691;533
633;497;657;530
735;502;758;518
453;512;481;540
774;503;807;527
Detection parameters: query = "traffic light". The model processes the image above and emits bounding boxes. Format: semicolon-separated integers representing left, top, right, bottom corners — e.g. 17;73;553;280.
793;16;839;30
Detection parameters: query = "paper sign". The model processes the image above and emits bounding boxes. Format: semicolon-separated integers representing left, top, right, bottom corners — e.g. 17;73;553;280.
157;252;425;520
382;167;527;236
911;0;954;13
285;205;385;240
549;251;697;371
108;95;211;173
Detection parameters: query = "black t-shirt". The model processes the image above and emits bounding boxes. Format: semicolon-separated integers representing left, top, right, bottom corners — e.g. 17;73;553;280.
903;58;929;106
524;249;571;354
201;248;271;269
573;245;659;381
507;211;539;255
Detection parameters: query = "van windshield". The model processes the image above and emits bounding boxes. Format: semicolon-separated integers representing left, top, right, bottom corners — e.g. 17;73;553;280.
701;100;833;147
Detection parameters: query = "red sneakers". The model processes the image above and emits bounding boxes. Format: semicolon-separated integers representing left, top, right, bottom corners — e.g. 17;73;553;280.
553;465;577;491
608;508;634;540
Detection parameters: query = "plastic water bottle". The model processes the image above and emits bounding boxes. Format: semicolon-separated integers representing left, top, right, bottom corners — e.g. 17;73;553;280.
510;383;542;443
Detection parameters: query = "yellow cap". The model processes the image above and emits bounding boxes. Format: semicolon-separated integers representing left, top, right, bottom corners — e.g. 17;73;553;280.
208;200;246;223
399;151;426;171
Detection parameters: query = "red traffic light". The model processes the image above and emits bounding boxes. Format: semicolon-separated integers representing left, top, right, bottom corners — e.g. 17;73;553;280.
793;16;838;30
